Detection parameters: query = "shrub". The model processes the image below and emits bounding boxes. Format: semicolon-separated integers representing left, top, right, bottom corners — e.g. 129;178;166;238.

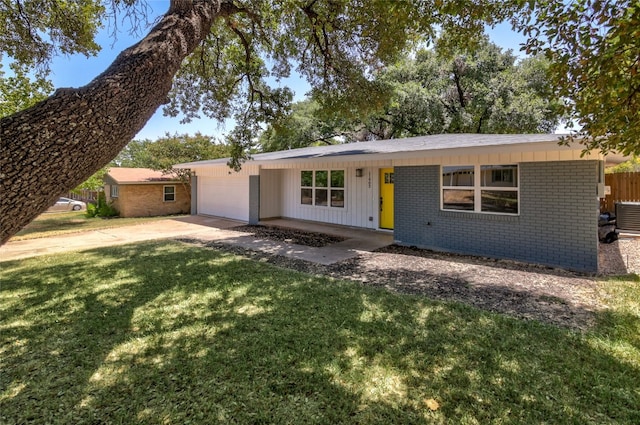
97;202;118;218
85;192;118;218
85;203;98;218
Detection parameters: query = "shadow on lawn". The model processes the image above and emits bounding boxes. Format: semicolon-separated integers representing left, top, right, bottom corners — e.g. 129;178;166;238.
195;240;603;331
12;212;94;239
1;241;639;424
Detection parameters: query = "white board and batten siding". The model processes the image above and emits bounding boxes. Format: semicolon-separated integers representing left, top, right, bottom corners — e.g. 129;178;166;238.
261;163;387;229
189;143;599;226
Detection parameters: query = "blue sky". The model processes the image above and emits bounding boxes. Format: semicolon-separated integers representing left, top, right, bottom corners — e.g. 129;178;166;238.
44;2;527;141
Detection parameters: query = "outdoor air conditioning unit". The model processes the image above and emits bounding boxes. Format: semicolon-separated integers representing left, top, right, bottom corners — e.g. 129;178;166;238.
616;202;640;232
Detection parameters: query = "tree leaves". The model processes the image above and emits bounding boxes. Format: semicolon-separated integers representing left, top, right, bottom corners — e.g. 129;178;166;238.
3;0;638;157
259;37;564;151
515;0;640;155
113;133;230;172
0;0;104;74
0;63;53;117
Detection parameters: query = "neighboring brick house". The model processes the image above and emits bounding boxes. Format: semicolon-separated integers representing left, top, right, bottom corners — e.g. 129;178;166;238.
104;168;190;218
176;134;628;272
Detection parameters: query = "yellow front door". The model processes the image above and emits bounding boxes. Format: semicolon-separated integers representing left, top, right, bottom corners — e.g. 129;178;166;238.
379;168;394;229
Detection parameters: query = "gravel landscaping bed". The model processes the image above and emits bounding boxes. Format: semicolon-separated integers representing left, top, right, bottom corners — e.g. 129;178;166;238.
183;228;640;331
598;235;640;276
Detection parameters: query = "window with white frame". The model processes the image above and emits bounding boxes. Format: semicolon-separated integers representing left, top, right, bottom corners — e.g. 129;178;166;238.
163;185;176;202
110;185;119;198
442;164;518;214
301;170;345;208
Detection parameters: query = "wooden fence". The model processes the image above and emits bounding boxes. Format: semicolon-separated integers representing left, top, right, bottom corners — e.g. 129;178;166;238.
600;172;640;213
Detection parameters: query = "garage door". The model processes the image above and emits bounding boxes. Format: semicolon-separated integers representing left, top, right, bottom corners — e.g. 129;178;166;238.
198;175;250;221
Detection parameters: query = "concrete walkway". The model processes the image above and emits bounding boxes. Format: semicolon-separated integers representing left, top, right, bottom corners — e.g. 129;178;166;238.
0;216;393;265
196;218;394;265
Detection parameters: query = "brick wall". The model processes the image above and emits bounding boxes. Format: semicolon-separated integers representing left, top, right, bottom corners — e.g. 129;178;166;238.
394;161;599;272
111;183;190;218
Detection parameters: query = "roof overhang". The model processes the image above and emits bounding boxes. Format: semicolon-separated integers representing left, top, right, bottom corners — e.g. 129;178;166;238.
175;134;622;170
603;152;631;166
104;176;180;185
109;181;179;185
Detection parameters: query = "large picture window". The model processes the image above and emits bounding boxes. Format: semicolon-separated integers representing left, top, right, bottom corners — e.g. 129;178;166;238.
301;170;345;208
442;165;518;214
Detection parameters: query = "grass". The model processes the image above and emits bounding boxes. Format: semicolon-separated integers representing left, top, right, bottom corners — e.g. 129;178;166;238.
12;212;187;241
1;241;639;424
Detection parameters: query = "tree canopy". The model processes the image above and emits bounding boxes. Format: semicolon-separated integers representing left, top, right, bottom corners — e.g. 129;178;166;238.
512;0;640;155
72;166;110;192
605;156;640;173
258;99;353;151
0;64;54;117
259;37;564;151
113;132;230;177
1;0;639;243
371;39;563;137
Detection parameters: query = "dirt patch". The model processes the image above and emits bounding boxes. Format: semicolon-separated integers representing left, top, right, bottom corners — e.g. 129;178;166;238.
184;230;616;332
232;225;346;247
184;226;640;331
366;244;603;330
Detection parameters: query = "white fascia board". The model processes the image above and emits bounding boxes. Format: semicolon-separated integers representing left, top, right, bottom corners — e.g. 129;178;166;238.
249;141;601;167
178;140;604;171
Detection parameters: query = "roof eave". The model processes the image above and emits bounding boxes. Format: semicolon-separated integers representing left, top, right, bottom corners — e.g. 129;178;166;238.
178;139;603;169
104;178;181;184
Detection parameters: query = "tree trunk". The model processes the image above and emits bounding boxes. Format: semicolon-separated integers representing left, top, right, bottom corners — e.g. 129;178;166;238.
0;0;230;244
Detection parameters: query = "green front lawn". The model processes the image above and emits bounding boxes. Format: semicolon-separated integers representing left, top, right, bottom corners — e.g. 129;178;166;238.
1;241;638;424
12;212;187;241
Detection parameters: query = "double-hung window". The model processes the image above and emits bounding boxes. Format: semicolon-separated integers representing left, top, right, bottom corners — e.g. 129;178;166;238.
110;185;119;198
442;166;474;211
301;170;345;208
163;185;176;202
442;164;518;214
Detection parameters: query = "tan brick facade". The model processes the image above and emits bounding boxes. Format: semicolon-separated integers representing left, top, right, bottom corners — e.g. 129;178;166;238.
105;183;190;218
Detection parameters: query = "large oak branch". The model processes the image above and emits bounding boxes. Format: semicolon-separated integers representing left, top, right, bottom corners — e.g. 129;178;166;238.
0;0;231;244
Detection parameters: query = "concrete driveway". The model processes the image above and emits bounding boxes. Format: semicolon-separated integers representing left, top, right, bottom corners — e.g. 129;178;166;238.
0;216;393;265
0;216;244;262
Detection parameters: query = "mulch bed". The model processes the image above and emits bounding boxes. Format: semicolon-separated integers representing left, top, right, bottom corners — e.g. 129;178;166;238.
232;225;346;247
183;224;615;331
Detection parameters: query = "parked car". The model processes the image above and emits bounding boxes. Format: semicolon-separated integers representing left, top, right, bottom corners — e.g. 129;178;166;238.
48;197;86;212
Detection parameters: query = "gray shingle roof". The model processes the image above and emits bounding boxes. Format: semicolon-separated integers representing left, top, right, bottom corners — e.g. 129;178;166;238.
176;133;566;167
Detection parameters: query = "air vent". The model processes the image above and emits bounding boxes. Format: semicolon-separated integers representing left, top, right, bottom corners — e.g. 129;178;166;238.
616;202;640;232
